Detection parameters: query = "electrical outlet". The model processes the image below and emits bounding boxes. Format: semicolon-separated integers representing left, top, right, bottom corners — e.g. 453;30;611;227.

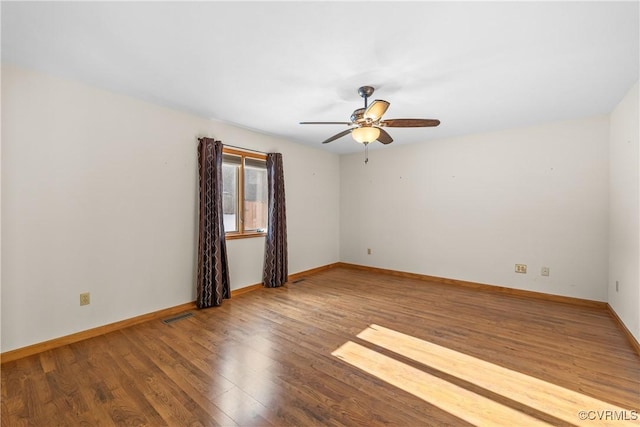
80;292;90;306
541;267;550;277
367;248;372;255
515;264;527;274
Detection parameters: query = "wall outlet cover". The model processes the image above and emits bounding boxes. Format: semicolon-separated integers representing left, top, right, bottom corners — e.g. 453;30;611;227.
80;292;90;306
515;264;527;274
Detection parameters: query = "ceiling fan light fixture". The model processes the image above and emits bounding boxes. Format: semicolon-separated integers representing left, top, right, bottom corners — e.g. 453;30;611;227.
352;126;380;144
364;100;390;121
300;86;440;147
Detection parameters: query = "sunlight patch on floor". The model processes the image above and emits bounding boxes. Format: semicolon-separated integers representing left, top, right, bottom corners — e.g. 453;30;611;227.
332;341;552;426
332;324;639;427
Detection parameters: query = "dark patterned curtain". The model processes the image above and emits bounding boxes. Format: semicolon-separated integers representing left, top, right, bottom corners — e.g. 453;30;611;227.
263;153;288;287
196;138;230;308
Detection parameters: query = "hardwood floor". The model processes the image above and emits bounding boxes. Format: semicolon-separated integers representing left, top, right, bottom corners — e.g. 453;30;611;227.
2;267;639;426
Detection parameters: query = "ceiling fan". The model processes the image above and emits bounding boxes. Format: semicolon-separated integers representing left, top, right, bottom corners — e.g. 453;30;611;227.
300;86;440;146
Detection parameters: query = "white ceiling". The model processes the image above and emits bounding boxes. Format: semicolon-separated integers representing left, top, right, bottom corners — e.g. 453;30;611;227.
2;1;638;154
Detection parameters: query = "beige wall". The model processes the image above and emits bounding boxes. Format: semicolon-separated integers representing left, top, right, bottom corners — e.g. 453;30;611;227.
1;65;340;352
609;81;639;342
2;63;637;353
340;115;610;302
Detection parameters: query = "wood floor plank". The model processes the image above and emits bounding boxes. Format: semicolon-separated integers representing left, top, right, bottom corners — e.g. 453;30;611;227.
2;267;639;426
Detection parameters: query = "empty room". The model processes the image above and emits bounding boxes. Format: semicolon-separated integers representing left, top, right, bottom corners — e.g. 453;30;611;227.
1;2;639;426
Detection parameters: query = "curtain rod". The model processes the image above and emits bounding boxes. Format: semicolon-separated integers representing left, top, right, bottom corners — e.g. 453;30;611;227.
198;138;270;155
224;143;270;155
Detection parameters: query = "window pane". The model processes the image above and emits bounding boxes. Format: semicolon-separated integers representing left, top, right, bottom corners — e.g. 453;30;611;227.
222;161;238;232
244;159;268;232
223;153;242;166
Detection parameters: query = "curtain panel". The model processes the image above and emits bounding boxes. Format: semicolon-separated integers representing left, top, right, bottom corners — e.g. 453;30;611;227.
196;138;230;308
263;153;288;288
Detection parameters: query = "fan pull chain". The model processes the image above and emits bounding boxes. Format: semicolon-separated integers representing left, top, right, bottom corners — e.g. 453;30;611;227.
364;143;369;164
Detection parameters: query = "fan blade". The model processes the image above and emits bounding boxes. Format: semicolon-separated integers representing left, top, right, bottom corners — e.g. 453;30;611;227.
300;121;352;125
364;100;390;121
377;128;393;145
381;118;440;127
322;128;353;144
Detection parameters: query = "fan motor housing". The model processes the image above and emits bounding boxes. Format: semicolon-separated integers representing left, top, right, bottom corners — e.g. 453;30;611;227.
350;108;366;124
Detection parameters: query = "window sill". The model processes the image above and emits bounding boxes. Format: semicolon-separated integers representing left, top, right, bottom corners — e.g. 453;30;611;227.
225;232;267;240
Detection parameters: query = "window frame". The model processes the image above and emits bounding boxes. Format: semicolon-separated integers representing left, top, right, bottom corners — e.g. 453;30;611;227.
222;147;268;240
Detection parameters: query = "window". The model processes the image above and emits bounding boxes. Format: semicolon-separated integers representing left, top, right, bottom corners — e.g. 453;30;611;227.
222;147;268;239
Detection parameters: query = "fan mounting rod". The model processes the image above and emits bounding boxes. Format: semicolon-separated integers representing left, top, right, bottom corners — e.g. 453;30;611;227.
358;86;375;108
